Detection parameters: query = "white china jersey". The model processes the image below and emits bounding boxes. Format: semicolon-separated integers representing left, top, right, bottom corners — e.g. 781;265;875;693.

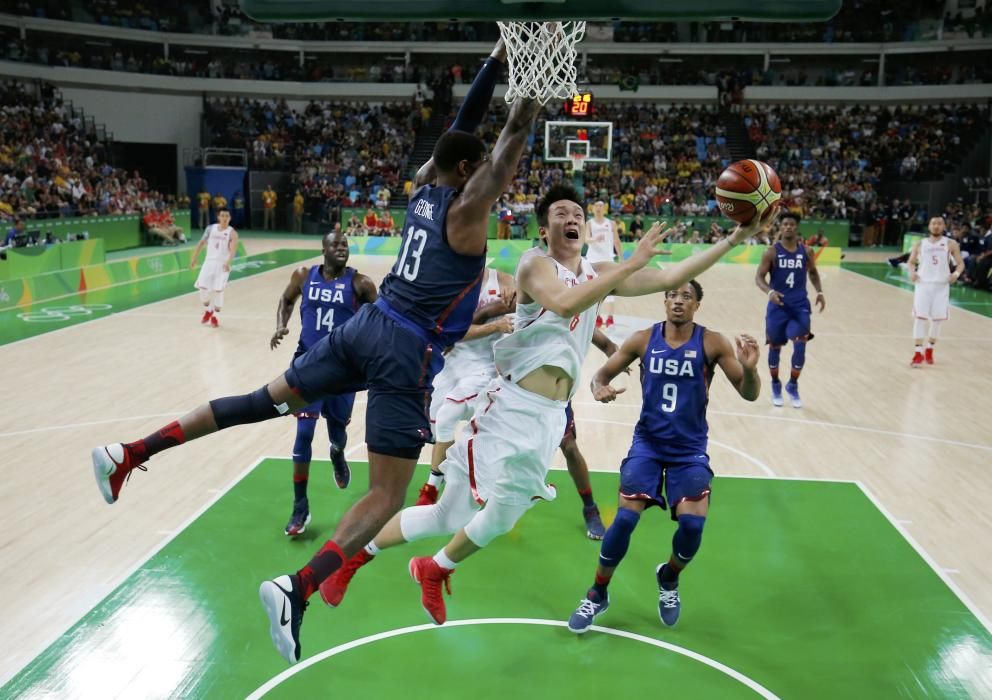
493;248;599;399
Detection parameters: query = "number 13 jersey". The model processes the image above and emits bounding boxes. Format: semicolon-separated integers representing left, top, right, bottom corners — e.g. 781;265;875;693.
379;184;486;348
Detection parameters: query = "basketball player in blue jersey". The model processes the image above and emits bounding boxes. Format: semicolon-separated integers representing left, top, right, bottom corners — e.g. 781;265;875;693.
270;231;377;536
88;39;542;664
755;212;825;408
567;279;761;633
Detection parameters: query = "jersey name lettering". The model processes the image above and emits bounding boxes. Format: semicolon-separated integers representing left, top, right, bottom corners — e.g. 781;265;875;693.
413;199;435;221
648;357;695;377
777;256;805;269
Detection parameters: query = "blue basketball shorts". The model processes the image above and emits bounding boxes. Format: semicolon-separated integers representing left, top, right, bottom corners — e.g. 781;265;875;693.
285;302;443;459
619;439;713;521
765;300;812;346
560;401;577;444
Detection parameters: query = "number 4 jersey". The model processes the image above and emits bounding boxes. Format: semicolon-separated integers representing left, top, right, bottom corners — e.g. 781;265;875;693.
378;184;486;348
769;240;809;307
633;322;713;461
297;265;359;356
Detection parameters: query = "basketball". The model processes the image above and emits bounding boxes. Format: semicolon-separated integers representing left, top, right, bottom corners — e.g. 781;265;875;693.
715;159;782;225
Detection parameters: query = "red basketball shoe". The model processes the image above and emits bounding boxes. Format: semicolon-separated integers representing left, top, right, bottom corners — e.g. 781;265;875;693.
415;483;439;506
210;314;219;328
409;556;454;625
201;309;213;324
910;351;924;368
319;549;375;607
924;347;934;365
605;315;615;328
91;443;147;504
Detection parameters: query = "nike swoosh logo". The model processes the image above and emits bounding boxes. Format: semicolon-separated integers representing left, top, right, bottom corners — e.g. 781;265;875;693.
650;349;668;354
280;598;290;626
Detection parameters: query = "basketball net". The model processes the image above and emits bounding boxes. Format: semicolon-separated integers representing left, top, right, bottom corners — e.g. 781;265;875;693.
497;21;586;105
568;153;586;172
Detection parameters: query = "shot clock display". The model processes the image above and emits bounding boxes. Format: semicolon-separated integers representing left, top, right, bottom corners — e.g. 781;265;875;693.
564;92;594;117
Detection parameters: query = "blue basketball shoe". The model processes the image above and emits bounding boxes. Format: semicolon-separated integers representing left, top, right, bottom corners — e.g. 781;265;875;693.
567;589;609;634
785;381;802;408
330;444;350;489
656;564;681;627
770;380;783;407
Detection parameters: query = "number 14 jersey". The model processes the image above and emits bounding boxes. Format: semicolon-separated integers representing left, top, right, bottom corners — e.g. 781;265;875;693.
298;265;359;355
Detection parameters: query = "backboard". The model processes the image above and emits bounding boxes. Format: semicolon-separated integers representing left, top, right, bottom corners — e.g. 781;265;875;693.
544;121;613;167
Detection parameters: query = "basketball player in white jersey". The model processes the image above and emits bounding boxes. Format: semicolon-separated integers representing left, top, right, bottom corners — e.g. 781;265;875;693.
190;207;239;327
418;267;515;504
315;184;774;625
585;200;623;328
907;216;963;367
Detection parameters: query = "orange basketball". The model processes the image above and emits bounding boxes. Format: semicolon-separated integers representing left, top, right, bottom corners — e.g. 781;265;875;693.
715;159;782;225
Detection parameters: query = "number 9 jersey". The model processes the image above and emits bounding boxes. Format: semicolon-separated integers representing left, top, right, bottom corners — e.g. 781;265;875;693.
379;184;486;348
632;322;713;461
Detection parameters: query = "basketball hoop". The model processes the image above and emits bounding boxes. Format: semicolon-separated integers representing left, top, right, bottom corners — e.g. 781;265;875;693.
568;153;587;173
497;21;586;105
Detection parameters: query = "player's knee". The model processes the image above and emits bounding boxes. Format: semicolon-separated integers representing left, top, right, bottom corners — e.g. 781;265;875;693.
463;501;529;548
767;345;782;366
791;341;807;369
673;514;706;564
210;385;290;430
598;507;640;568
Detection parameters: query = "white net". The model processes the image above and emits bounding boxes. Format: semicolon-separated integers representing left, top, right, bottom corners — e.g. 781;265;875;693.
497;21;586;105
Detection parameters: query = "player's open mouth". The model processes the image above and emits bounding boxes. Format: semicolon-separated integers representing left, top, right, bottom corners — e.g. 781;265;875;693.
565;229;580;240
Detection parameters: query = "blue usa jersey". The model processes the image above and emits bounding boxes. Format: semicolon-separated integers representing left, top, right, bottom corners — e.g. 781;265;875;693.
769;241;809;308
378;184;486;347
297;265;359;355
633;322;713;460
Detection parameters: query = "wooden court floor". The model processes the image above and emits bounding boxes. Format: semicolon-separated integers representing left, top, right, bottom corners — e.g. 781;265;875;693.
1;240;990;688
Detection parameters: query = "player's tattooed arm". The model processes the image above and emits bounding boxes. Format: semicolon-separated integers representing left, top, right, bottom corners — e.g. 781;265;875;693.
590;330;648;402
271;266;308;350
707;330;761;401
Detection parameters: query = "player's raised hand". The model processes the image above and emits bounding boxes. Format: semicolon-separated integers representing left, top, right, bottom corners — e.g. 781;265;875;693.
627;221;670;269
592;382;626;403
734;333;760;369
729;206;779;246
270;326;289;350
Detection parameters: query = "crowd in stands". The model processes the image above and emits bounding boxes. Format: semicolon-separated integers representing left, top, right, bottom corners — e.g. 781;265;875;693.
0;80;163;223
3;0;956;44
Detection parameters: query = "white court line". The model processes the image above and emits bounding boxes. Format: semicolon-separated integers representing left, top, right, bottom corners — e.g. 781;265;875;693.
569;400;992;453
573;414;776;478
855;480;992;635
245;618;781;700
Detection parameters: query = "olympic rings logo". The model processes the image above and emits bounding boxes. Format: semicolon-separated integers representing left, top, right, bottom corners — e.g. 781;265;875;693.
17;304;114;323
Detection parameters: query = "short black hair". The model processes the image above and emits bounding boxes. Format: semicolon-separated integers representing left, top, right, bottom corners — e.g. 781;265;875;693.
536;185;584;226
217;207;230;214
779;211;801;224
432;130;486;175
689;279;703;301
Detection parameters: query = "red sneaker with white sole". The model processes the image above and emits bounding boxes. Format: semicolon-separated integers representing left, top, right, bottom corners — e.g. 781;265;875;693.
210;315;219;327
91;443;147;504
201;309;213;324
924;347;934;365
319;549;375;607
409;556;453;625
910;352;924;368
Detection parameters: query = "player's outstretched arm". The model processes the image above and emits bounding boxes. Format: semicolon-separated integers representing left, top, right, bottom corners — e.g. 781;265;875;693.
519;225;667;318
413;40;507;189
708;330;761;401
271;266;308;349
591;330;648;402
446;97;542;255
613;210;777;297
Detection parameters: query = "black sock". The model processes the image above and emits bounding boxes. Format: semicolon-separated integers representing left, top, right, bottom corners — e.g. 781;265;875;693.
293;478;308;503
660;561;680;588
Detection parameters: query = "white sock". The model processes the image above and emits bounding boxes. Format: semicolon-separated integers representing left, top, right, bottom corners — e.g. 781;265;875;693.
427;471;445;488
926;342;934;350
207;306;215;314
364;541;380;556
433;548;458;571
